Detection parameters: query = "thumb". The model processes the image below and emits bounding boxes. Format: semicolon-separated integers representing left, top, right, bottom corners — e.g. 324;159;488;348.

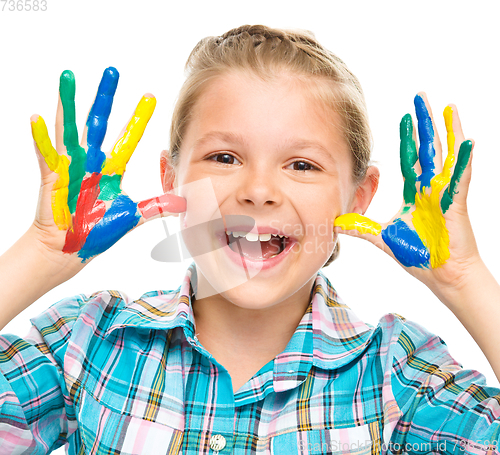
334;213;388;251
137;192;187;223
334;213;381;235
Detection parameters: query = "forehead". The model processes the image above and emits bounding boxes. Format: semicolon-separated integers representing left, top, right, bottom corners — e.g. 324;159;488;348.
182;70;352;168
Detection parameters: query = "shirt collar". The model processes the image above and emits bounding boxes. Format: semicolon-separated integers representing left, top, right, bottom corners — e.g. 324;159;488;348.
105;262;197;341
105;263;376;380
268;271;375;393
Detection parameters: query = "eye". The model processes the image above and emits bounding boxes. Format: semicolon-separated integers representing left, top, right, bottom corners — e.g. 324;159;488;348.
288;161;320;172
207;153;241;166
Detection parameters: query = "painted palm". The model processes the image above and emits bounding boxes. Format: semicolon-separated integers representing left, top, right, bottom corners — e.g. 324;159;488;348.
31;68;185;262
335;94;472;269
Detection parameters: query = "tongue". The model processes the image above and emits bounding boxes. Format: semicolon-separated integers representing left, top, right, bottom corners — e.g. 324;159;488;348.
230;237;281;259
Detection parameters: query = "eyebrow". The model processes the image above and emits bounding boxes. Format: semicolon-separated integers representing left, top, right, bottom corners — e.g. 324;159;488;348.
192;131;338;167
192;131;247;151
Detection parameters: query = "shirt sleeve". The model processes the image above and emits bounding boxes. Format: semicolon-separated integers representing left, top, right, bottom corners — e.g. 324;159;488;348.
0;296;83;454
389;317;500;454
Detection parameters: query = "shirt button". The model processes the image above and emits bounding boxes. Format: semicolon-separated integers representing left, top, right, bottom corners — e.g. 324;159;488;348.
210;434;226;452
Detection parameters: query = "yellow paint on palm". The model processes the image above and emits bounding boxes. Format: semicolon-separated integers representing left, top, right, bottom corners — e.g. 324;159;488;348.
334;213;381;235
102;96;156;176
412;189;449;268
31;116;72;230
411;106;456;268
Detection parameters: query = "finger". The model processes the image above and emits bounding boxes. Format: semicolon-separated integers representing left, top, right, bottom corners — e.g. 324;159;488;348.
440;139;473;214
448;104;466;144
103;110;138;166
439;105;456;186
137;193;187;222
55;95;65;154
59;71;80;151
420;93;444;171
31;114;72;230
414;93;441;188
411;116;422;176
31;114;60;172
439;104;466;182
80;105;91;148
86;67;119;173
59;70;87;214
399;114;418;209
101;94;156;176
334;213;381;235
333;213;398;262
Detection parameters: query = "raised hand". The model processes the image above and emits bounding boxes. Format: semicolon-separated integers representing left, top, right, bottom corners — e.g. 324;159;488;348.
31;67;186;263
334;93;476;288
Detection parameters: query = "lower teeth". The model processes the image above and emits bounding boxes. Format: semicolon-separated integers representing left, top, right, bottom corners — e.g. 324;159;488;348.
226;234;285;259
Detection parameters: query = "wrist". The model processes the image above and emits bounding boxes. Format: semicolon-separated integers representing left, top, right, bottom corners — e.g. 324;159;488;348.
431;256;499;313
26;223;87;285
0;227;82;330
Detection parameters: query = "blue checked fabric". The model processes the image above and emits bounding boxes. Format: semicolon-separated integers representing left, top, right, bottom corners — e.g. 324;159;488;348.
1;262;500;454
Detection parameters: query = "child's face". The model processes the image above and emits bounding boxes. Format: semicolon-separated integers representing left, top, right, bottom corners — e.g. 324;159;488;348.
170;71;375;309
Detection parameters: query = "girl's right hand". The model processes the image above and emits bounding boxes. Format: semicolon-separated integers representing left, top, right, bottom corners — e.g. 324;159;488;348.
30;67;186;278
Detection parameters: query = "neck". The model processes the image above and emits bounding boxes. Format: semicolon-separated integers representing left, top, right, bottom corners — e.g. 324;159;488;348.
191;271;316;390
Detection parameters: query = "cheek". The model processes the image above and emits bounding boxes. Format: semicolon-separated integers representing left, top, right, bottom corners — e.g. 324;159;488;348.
298;186;344;228
177;175;223;232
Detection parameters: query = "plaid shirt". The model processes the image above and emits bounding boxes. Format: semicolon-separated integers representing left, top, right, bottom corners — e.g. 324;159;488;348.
1;262;499;454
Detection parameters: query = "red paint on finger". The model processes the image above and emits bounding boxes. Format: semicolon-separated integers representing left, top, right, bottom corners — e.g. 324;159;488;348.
138;193;187;219
63;173;106;253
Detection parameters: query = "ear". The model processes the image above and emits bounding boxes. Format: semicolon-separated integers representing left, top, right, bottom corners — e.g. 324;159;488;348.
160;150;176;193
349;165;380;214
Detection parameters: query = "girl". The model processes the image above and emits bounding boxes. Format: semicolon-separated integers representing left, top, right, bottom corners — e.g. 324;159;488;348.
1;24;499;454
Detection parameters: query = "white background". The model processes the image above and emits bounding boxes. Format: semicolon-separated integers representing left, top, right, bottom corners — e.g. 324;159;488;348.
0;1;499;452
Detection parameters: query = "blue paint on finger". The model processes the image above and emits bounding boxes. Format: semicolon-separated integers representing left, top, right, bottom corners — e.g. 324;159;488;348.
78;194;140;261
414;95;435;189
381;218;430;268
86;67;120;173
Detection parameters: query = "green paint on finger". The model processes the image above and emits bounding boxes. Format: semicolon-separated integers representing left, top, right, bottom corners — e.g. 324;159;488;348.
441;140;472;214
60;70;87;214
400;114;418;205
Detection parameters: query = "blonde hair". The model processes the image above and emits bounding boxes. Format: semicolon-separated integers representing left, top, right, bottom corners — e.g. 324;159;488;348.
167;24;373;267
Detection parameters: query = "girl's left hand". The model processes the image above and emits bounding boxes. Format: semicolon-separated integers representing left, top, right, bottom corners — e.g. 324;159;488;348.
334;93;479;304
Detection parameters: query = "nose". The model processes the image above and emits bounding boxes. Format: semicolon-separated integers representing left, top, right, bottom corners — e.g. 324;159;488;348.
234;163;283;208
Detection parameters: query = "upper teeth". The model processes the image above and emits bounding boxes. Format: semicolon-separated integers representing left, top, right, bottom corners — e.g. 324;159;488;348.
227;231;289;242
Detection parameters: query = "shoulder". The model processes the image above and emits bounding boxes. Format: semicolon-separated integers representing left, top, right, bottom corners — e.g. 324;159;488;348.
372;313;459;369
30;290;130;334
379;314;457;365
31;288;174;326
376;314;490;407
370;314;492;411
29;288;178;362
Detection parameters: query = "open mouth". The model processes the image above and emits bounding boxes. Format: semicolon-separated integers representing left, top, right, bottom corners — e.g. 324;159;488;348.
225;231;289;260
